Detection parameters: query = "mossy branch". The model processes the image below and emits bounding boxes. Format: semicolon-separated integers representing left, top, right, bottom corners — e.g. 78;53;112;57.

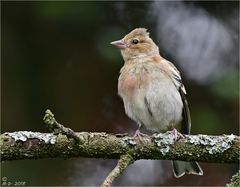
0;130;239;163
1;109;239;186
0;109;239;163
227;171;240;187
101;154;134;187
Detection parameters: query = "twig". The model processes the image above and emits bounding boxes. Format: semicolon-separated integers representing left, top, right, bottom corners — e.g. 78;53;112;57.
101;154;134;187
43;109;80;143
227;171;240;187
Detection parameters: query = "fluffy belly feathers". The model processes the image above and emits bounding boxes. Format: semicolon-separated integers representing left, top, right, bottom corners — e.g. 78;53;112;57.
118;65;183;132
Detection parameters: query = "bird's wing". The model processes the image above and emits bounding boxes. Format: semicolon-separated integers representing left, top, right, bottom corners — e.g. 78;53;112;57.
165;60;191;134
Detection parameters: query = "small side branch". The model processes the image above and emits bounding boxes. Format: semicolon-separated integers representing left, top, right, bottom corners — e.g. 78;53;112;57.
43;109;79;142
227;171;240;187
101;154;134;187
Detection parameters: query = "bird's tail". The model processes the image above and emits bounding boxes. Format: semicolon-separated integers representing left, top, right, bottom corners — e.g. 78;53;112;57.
172;160;203;178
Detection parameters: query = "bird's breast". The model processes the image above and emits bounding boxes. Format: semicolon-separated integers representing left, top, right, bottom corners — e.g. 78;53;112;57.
118;64;149;98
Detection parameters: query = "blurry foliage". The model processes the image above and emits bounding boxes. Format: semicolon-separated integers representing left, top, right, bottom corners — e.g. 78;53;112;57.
210;71;239;101
97;27;126;62
192;106;225;135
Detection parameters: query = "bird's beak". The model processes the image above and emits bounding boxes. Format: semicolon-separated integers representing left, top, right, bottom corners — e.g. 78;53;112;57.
110;40;127;49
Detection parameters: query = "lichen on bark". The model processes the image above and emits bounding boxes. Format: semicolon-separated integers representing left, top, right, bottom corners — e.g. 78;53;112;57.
1;131;239;163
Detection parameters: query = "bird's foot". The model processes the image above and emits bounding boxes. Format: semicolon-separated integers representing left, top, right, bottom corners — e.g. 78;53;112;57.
133;129;148;141
171;128;184;141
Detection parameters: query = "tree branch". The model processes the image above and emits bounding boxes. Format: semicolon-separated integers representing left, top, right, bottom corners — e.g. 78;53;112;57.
1;130;239;163
101;154;134;187
1;109;239;186
227;171;240;187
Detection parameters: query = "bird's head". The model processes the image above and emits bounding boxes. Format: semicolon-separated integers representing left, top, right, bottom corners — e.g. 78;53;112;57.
111;28;159;61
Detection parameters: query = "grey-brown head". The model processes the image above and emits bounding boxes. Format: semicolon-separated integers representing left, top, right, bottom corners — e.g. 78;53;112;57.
111;28;159;61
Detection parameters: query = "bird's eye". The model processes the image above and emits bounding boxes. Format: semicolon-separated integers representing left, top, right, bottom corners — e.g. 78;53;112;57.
132;39;139;44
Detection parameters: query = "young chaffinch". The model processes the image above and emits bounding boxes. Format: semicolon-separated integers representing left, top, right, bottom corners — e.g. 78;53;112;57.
111;28;203;178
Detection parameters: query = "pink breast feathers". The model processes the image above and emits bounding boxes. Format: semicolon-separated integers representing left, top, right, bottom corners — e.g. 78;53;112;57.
118;74;138;97
118;71;149;98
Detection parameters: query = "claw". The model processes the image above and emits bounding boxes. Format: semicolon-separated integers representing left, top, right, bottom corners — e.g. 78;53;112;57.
171;128;184;140
133;129;148;142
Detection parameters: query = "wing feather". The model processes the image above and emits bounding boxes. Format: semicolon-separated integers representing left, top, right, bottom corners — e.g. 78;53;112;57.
164;60;191;134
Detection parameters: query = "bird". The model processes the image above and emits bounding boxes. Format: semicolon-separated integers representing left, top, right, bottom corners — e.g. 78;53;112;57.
110;28;203;178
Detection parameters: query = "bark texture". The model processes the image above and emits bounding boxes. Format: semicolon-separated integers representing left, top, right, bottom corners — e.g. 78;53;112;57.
1;131;239;163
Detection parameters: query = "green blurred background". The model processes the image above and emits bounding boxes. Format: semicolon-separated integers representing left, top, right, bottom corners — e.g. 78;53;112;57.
1;1;239;186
